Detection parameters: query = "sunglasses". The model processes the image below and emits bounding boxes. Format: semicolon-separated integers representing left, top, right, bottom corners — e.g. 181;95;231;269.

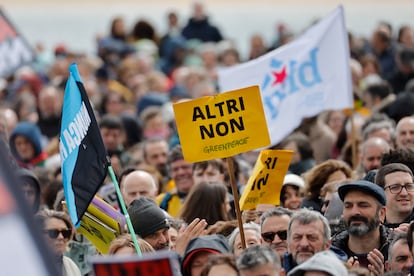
44;229;72;239
261;230;288;242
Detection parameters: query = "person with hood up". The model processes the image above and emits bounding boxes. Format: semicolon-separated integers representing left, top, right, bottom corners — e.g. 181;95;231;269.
181;234;230;276
9;121;47;168
17;168;41;213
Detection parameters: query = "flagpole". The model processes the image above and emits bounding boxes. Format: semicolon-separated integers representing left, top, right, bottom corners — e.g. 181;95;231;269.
107;164;142;256
226;157;246;249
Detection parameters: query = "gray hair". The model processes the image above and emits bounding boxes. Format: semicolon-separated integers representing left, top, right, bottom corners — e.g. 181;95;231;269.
362;120;395;142
237;244;280;272
388;232;408;261
287;208;331;245
227;222;261;252
260;206;293;228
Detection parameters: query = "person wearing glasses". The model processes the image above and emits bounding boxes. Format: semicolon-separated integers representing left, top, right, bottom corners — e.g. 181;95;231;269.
375;163;414;230
35;210;81;276
260;207;293;264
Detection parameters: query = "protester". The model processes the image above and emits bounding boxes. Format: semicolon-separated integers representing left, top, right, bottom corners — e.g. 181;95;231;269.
358;137;391;178
283;208;333;273
301;159;353;212
181;234;230;276
178;181;230;226
120;169;158;205
334;180;389;274
35;209;81;276
157;145;194;217
108;234;154;255
227;222;261;257
375;163;414;229
260;207;293;263
142;137;169;181
128;197;171;251
280;174;305;211
17;167;41;213
395;116;414;150
9;121;48;168
236;245;281;276
192;159;226;185
200;254;238;276
385;233;413;275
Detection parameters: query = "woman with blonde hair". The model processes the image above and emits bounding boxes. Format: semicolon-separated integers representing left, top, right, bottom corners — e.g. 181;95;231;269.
108;234;154;255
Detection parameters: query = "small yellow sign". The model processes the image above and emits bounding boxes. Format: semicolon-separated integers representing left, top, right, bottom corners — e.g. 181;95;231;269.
239;150;293;210
173;85;270;162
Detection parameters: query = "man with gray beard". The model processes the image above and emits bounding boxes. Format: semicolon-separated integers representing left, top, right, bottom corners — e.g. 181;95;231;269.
332;180;390;275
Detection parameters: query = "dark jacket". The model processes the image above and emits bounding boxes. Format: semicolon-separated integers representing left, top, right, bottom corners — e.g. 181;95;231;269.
17;168;41;213
181;234;230;276
331;224;390;269
384;209;414;229
181;17;223;43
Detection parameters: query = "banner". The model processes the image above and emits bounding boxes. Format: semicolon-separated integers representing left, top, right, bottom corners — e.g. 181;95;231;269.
173;85;270;162
91;251;181;276
60;63;109;227
240;150;293;210
218;6;353;147
0;8;35;78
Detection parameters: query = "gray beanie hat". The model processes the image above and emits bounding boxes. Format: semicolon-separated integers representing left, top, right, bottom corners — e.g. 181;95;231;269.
128;197;169;238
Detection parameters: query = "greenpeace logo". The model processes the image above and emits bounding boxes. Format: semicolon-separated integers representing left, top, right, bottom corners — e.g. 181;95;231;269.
261;48;322;119
60;102;91;161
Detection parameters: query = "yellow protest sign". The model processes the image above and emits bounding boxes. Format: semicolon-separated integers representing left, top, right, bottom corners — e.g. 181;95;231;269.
173;85;270;162
240;150;293;210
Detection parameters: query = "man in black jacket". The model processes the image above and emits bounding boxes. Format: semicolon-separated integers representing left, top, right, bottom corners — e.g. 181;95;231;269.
333;180;390;275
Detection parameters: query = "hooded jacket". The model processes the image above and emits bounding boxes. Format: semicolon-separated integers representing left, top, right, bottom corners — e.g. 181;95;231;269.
9;121;47;168
17;168;41;213
181;234;230;276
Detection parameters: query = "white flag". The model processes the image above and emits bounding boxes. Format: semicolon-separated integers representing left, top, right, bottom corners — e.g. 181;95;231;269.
218;5;353;147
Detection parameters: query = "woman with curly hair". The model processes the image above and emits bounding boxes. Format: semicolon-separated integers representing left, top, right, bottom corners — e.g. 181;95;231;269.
301;159;354;212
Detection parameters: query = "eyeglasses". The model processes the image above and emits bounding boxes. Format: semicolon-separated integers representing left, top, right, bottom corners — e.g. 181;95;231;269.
261;230;288;242
384;183;414;194
44;229;72;239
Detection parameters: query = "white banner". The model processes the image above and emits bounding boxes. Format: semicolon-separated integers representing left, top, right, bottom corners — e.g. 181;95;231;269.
218;5;353;147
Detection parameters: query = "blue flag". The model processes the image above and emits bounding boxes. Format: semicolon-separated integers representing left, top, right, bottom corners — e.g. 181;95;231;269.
60;63;109;228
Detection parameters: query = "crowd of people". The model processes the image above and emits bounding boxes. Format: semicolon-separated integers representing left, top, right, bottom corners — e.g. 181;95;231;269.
2;0;414;275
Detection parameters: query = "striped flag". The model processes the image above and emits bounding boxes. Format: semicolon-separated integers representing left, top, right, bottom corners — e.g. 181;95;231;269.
218;5;353;147
60;63;109;227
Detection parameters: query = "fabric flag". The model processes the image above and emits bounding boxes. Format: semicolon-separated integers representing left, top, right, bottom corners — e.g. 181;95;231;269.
218;5;353;147
60;63;109;228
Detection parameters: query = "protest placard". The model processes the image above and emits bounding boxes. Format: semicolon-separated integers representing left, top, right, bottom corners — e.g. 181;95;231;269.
240;150;293;210
173;85;270;162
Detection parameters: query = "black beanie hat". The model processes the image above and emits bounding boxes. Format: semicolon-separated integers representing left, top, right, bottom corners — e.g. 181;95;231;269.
127;197;169;238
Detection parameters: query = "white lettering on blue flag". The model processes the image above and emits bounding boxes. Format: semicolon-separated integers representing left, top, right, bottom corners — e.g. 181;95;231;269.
59;102;91;162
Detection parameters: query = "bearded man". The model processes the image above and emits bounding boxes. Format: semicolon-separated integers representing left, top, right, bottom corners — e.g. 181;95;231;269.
333;180;390;275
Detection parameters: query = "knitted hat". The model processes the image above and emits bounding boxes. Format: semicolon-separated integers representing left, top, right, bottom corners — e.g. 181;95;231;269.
128;197;169;238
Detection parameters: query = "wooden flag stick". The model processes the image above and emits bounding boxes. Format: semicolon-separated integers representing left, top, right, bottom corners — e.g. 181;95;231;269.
226;157;246;249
